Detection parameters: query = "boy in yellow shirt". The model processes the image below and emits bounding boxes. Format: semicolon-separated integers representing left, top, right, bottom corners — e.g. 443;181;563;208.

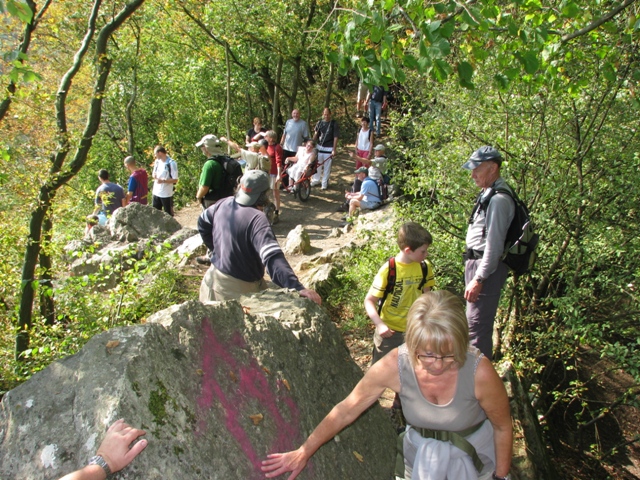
364;222;435;363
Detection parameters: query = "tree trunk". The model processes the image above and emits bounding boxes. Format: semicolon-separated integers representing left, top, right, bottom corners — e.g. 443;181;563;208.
289;56;301;113
225;42;231;150
16;0;146;359
39;214;55;326
324;63;335;108
272;56;283;132
125;23;141;156
0;0;52;123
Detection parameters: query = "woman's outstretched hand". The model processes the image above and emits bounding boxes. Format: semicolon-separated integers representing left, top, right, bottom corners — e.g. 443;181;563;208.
261;448;308;480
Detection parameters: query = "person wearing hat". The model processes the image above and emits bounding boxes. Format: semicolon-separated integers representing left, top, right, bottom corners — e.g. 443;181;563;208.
221;136;271;173
368;144;389;183
151;145;178;216
195;134;228;209
343;166;381;220
462;146;515;360
197;170;322;305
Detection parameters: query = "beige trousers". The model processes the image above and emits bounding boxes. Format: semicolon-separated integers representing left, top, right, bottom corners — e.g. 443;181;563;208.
199;264;268;302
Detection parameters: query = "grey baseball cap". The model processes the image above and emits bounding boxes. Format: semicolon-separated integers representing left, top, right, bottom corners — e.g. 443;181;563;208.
462;146;503;170
235;170;271;206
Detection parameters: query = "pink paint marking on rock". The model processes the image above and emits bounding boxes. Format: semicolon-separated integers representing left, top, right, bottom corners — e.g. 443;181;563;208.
194;318;303;476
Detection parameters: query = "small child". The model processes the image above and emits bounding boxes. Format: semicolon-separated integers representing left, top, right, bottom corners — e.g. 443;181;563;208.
364;222;435;363
84;214;100;237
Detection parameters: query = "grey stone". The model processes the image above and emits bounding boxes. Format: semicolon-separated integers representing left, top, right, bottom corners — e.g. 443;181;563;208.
0;294;397;480
298;242;356;272
109;202;181;243
89;224;112;246
327;227;343;238
172;233;206;267
166;227;199;250
283;225;311;255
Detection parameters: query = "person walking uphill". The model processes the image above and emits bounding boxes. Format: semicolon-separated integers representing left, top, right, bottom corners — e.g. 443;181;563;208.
312;107;339;190
198;170;322;305
195;134;227;209
151;145;178;216
366;84;388;137
463;146;515;360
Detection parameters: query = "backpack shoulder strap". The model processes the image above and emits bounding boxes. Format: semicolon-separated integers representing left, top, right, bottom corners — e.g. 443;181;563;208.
377;257;396;315
417;260;428;291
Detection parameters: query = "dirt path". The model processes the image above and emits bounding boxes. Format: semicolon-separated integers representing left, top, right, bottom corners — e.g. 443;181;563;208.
173;149;361;273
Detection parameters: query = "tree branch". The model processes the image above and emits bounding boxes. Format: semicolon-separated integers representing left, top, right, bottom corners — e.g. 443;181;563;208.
561;0;638;44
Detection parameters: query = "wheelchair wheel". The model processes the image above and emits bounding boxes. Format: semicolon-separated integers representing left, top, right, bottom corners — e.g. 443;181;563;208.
299;179;311;202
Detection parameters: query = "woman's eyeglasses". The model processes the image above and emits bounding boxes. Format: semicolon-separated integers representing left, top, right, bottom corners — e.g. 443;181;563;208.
416;353;456;365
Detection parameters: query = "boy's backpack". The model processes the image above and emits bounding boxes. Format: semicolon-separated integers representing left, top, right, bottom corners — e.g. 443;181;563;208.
213;155;243;198
472;185;539;275
377;257;429;314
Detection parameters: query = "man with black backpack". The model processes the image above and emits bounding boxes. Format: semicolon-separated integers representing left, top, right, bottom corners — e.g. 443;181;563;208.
195;134;242;209
462;146;515;360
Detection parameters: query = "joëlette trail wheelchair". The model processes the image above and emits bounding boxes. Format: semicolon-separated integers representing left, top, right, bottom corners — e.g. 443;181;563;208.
282;148;331;202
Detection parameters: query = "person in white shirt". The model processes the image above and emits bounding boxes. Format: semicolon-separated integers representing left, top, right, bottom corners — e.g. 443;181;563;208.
151;145;178;216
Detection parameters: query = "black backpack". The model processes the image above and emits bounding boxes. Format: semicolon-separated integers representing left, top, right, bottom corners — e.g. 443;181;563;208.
471;185;539;275
211;155;243;199
376;179;389;201
377;257;430;314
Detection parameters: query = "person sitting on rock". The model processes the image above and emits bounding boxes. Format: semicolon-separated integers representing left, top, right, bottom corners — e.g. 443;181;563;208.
198;169;321;305
93;169;125;217
343;167;381;222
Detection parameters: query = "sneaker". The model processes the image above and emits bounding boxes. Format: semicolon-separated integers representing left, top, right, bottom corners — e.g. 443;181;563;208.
321;186;328;191
310;180;321;187
196;256;211;265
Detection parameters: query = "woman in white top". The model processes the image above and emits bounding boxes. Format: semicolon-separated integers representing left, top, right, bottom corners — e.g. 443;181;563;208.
352;116;374;169
285;140;317;187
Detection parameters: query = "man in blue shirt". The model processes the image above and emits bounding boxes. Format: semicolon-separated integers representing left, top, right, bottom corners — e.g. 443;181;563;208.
343;167;381;219
93;169;125;216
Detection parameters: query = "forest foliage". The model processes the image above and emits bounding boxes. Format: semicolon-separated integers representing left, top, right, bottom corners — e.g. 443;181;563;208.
1;0;640;475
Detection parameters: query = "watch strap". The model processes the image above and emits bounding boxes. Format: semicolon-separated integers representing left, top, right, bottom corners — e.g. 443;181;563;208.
88;455;112;477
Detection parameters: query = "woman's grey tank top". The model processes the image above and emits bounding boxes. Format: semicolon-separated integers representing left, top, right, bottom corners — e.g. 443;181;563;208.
398;344;487;432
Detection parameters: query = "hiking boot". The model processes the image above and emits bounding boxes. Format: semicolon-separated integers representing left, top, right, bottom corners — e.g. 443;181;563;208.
196;256;211;265
272;212;280;225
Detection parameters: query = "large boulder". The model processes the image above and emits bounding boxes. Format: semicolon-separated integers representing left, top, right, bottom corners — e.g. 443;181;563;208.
110;202;182;243
0;293;397;479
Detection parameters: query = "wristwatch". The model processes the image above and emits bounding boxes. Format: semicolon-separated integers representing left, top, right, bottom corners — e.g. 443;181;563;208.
492;472;511;480
88;455;112;476
475;276;485;284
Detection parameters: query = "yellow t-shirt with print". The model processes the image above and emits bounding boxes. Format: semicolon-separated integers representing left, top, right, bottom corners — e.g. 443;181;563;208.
367;259;435;332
